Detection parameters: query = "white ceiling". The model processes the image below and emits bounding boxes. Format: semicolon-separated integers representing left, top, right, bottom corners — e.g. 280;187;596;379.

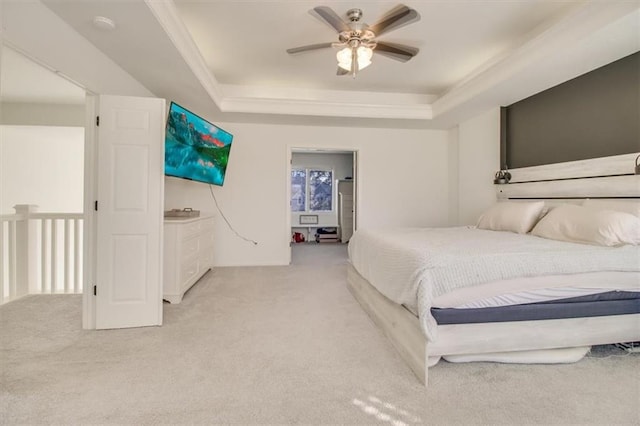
27;1;640;128
173;0;574;95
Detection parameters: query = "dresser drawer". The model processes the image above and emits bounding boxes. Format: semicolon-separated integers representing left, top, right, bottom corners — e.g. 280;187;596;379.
199;231;215;250
181;235;200;261
199;249;213;271
181;221;201;241
200;217;215;232
179;257;199;288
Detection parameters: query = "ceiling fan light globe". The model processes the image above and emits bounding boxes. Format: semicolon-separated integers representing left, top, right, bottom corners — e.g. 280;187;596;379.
357;46;373;61
357;46;373;69
336;42;375;73
337;47;353;71
336;47;352;62
358;58;372;70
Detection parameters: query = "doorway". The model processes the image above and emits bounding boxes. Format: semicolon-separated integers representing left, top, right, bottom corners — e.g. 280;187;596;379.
287;147;358;264
0;44;87;304
2;45;166;330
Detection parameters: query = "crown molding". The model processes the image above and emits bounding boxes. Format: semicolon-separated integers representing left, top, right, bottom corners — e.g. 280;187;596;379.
433;2;640;118
146;0;639;123
220;84;436;105
220;84;434;119
144;0;224;105
221;96;432;120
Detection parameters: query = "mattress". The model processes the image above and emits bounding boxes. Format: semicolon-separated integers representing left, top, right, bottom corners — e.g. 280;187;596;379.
433;271;640;309
431;291;640;324
348;226;640;341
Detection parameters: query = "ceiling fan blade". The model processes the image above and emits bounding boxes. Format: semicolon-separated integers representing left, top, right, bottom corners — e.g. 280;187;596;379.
310;6;350;33
374;42;419;62
370;5;420;37
337;67;349;76
286;42;334;55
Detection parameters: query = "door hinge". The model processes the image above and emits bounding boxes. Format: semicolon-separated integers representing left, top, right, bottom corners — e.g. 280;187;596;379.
94;200;98;211
96;116;100;126
93;285;97;296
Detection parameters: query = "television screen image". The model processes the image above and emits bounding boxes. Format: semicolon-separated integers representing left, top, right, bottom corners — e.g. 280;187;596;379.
164;102;233;186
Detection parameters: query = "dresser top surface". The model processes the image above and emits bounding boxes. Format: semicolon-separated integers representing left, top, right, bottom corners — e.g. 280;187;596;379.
164;212;214;224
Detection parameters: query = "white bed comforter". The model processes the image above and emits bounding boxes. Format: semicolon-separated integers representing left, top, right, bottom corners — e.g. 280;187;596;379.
347;227;640;341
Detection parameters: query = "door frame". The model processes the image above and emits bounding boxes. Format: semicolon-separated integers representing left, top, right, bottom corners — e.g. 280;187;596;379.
286;146;359;264
83;94;97;329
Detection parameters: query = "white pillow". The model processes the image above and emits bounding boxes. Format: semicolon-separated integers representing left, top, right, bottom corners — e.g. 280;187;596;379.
582;199;640;218
476;201;545;234
531;204;640;246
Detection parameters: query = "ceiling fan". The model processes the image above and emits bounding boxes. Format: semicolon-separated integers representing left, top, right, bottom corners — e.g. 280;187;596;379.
286;4;420;77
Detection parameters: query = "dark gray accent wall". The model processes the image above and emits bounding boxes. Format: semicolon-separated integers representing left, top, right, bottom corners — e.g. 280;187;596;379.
504;52;640;169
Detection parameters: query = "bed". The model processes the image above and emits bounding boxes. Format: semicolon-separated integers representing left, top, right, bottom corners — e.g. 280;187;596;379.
346;156;640;385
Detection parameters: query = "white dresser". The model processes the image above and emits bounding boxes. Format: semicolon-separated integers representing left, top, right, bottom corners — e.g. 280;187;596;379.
163;214;214;303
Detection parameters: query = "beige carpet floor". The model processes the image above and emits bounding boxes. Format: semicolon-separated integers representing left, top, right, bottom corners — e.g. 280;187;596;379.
1;243;639;424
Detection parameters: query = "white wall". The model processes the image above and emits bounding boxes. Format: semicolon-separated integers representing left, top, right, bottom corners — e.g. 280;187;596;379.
456;108;500;225
447;127;459;226
1;102;85;127
291;152;353;229
165;122;450;266
0;125;84;214
291;152;353;179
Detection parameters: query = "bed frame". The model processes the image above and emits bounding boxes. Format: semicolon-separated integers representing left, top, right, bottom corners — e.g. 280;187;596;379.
347;153;640;386
348;264;640;386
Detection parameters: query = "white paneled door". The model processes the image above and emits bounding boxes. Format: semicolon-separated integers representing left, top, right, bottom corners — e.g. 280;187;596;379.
95;95;165;329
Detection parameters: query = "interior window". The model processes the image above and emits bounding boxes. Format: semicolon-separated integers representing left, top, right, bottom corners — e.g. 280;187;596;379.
290;168;333;212
291;169;306;212
309;170;333;211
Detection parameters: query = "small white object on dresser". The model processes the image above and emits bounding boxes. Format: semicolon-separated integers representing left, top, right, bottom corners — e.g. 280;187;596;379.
163;214;214;303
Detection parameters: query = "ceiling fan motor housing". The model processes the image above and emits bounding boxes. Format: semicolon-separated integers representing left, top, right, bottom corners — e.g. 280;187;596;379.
346;8;363;22
339;9;375;47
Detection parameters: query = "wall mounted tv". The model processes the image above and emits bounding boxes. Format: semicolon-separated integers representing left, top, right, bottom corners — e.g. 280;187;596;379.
164;102;233;186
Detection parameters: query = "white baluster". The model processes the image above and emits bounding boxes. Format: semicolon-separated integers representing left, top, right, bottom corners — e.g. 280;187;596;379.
51;219;58;293
41;219;48;293
14;205;39;297
74;219;82;293
64;219;71;293
8;221;17;300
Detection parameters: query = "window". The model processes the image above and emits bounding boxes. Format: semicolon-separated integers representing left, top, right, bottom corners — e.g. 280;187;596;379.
291;168;333;212
308;170;332;211
291;169;306;212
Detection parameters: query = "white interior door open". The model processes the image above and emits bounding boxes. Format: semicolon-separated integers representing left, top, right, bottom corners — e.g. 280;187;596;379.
95;95;165;329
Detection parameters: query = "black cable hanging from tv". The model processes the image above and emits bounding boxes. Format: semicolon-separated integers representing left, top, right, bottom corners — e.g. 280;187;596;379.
209;185;258;245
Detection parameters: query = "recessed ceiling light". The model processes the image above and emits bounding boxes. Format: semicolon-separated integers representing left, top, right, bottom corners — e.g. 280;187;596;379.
93;16;116;31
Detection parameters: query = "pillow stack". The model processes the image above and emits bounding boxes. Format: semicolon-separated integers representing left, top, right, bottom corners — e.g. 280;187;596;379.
531;203;640;247
476;199;640;246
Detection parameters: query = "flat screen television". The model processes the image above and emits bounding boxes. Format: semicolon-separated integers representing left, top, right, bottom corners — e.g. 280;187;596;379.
164;102;233;186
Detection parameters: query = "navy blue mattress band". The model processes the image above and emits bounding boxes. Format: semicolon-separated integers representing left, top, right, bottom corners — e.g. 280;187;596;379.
431;291;640;325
